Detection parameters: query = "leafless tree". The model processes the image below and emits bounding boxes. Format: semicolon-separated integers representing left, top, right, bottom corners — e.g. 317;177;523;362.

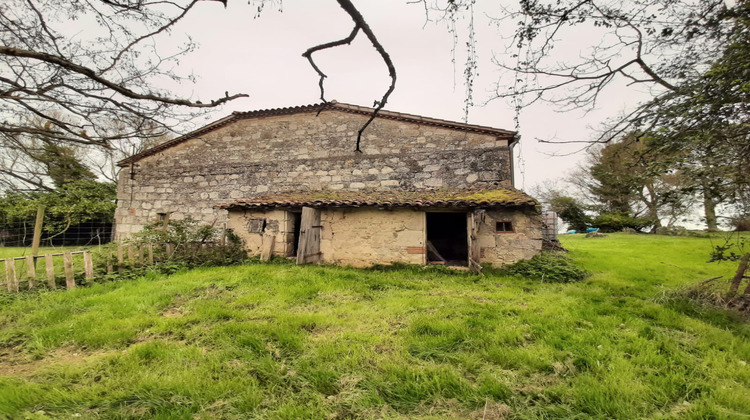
1;0;407;189
487;0;738;144
0;0;248;190
417;1;743;143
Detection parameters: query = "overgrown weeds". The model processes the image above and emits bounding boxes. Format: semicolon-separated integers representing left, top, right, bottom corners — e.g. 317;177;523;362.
85;217;248;283
667;277;750;316
496;251;589;283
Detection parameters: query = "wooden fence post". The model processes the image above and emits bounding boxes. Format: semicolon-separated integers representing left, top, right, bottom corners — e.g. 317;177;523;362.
31;205;45;257
107;251;114;274
45;254;56;288
166;243;174;259
5;259;18;292
25;256;36;289
83;252;94;281
127;245;135;265
148;244;154;265
63;253;75;289
117;245;124;274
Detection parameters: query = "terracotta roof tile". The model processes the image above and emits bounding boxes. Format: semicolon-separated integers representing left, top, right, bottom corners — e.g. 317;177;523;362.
218;187;538;210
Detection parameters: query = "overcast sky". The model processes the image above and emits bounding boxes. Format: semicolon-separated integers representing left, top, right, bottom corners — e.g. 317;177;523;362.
153;0;654;192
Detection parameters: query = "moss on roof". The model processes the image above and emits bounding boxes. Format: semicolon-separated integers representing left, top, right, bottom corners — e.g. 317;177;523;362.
219;187;538;209
453;189;532;203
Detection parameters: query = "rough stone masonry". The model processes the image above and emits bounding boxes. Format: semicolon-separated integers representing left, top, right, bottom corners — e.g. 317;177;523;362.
114;103;517;239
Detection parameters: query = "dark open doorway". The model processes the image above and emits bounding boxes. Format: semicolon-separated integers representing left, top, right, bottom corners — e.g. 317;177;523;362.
291;211;302;256
426;212;468;266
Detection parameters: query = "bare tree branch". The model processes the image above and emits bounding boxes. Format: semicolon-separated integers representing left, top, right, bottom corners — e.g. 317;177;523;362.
302;25;361;103
0;0;249;191
0;47;247;107
302;0;397;152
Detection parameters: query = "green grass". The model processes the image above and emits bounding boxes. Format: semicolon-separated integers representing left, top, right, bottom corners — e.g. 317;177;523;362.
0;234;748;419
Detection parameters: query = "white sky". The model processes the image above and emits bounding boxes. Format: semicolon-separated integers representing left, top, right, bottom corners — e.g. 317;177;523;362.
152;0;654;192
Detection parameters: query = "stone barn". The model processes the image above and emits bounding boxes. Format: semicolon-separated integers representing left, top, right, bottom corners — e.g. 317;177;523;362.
115;102;542;269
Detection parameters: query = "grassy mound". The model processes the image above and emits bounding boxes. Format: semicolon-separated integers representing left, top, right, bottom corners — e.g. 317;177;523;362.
0;234;748;419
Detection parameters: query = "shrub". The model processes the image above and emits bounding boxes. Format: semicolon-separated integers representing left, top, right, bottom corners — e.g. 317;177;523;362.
730;215;750;232
549;196;591;231
499;252;589;283
592;212;652;233
708;233;746;263
132;216;216;245
128;217;247;267
668;277;750;315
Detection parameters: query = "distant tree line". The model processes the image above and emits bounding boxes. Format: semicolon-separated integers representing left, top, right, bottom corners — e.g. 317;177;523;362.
539;131;749;232
510;0;750;232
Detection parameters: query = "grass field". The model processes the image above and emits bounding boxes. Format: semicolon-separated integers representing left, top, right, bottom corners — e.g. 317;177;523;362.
0;234;748;419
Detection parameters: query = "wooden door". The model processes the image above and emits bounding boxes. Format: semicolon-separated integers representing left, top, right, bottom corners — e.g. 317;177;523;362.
467;210;483;274
296;207;322;264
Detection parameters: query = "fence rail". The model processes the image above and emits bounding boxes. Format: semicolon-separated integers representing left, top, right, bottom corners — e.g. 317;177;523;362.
3;251;91;292
0;243;216;293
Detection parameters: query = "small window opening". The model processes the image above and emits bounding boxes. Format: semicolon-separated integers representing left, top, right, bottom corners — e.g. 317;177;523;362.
156;212;170;230
426;212;468;266
496;221;514;233
247;218;266;233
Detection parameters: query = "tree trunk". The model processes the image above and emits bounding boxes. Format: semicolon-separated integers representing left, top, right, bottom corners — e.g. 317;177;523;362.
730;252;749;294
702;183;719;231
647;204;661;233
643;184;661;233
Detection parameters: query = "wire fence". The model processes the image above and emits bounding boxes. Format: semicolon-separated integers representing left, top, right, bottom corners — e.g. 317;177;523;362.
542;211;559;241
0;219;113;247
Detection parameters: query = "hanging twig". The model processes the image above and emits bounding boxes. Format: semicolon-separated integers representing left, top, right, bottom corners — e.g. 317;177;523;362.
302;0;397;152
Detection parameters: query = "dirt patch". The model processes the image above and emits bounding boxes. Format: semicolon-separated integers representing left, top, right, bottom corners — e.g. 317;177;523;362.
469;400;512;419
162;308;189;318
0;345;111;378
160;284;230;318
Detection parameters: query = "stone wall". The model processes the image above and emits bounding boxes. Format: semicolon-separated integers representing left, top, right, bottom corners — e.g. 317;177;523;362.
115;108;513;239
477;208;543;265
226;206;541;268
226;209;296;257
320;208;425;267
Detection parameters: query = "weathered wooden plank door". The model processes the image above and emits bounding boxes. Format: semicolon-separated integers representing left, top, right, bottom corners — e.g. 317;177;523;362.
296;207;322;265
467;211;483;274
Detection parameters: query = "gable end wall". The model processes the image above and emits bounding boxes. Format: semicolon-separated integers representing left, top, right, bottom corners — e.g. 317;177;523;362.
115;110;513;238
